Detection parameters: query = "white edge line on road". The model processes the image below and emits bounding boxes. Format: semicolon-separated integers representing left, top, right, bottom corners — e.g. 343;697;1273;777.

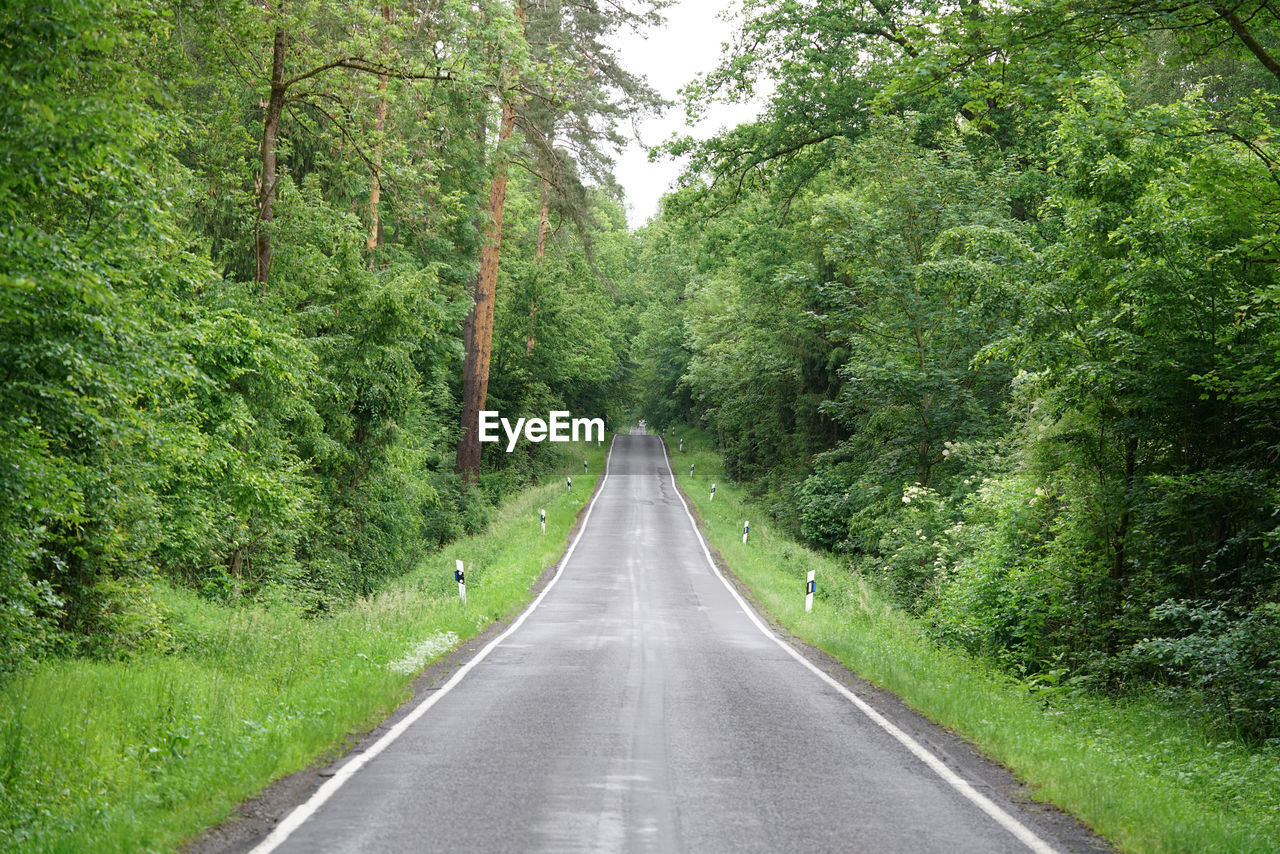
658;439;1059;854
248;436;618;854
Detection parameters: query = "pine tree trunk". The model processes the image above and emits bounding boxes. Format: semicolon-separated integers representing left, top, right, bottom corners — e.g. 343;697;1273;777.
256;28;288;284
536;187;550;262
535;127;553;265
456;2;526;484
367;84;386;253
456;97;517;483
367;6;390;258
527;181;548;355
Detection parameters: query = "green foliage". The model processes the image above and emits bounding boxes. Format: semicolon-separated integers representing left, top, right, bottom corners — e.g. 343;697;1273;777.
676;429;1280;852
0;0;647;671
805;119;1027;561
946;80;1280;692
0;0;215;664
488;193;629;421
0;442;604;852
1130;600;1280;741
630;0;1280;744
154;278;317;596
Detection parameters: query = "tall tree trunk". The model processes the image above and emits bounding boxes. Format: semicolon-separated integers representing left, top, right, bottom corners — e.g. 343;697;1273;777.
256;28;288;284
367;6;390;259
525;298;537;356
527;174;549;356
456;97;517;483
456;2;526;484
535;128;554;264
536;183;550;262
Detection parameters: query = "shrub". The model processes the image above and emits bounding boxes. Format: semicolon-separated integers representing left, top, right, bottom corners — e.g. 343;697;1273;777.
1129;600;1280;742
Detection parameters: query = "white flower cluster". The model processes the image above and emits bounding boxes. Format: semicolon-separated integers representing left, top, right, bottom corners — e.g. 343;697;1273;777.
387;631;459;675
901;484;933;505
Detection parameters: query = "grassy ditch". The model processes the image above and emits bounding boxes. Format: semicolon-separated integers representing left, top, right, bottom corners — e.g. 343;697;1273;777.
669;429;1280;854
0;439;608;853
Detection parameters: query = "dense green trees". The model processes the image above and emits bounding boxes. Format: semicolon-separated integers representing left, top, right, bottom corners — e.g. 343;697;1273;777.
7;0;1280;745
634;0;1280;738
1;0;648;672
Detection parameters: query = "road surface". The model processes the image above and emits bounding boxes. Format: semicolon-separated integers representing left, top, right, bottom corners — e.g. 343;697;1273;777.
253;435;1083;854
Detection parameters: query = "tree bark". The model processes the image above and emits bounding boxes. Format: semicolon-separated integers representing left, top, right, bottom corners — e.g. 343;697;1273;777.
536;184;550;262
526;297;538;356
456;3;526;483
256;28;289;284
527;178;549;355
367;6;391;258
456;97;517;483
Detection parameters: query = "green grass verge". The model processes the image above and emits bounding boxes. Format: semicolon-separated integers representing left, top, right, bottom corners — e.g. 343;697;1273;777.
669;428;1280;854
0;440;608;853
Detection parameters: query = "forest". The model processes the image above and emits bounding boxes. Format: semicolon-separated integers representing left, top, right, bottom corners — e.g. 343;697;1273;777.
3;0;1280;815
631;0;1280;743
2;0;658;671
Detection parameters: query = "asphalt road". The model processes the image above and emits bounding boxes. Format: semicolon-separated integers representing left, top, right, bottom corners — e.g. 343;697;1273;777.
252;435;1076;854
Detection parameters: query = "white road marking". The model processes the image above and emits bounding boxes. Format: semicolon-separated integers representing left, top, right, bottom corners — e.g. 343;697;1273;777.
658;440;1060;854
248;437;618;854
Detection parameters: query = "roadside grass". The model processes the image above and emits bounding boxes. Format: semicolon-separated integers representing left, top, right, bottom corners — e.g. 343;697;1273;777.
669;428;1280;854
0;440;608;854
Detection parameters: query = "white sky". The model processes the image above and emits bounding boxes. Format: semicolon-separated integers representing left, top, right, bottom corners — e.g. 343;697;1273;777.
608;1;764;228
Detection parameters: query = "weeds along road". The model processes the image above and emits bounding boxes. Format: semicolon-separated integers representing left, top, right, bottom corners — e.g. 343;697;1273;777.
250;435;1076;854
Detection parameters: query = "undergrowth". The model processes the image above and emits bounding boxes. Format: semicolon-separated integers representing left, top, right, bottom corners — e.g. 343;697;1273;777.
671;428;1280;853
0;440;608;853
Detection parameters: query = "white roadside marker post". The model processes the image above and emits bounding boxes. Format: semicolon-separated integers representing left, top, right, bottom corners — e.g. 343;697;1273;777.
743;520;750;544
566;475;572;491
540;508;546;534
454;559;467;604
679;437;684;452
710;483;716;501
805;570;816;612
583;459;588;475
690;462;695;477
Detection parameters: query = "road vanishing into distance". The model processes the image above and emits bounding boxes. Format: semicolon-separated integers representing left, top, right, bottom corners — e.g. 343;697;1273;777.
249;434;1089;854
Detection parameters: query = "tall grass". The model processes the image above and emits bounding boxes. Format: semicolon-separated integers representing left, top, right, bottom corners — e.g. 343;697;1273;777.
0;440;608;853
671;429;1280;853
